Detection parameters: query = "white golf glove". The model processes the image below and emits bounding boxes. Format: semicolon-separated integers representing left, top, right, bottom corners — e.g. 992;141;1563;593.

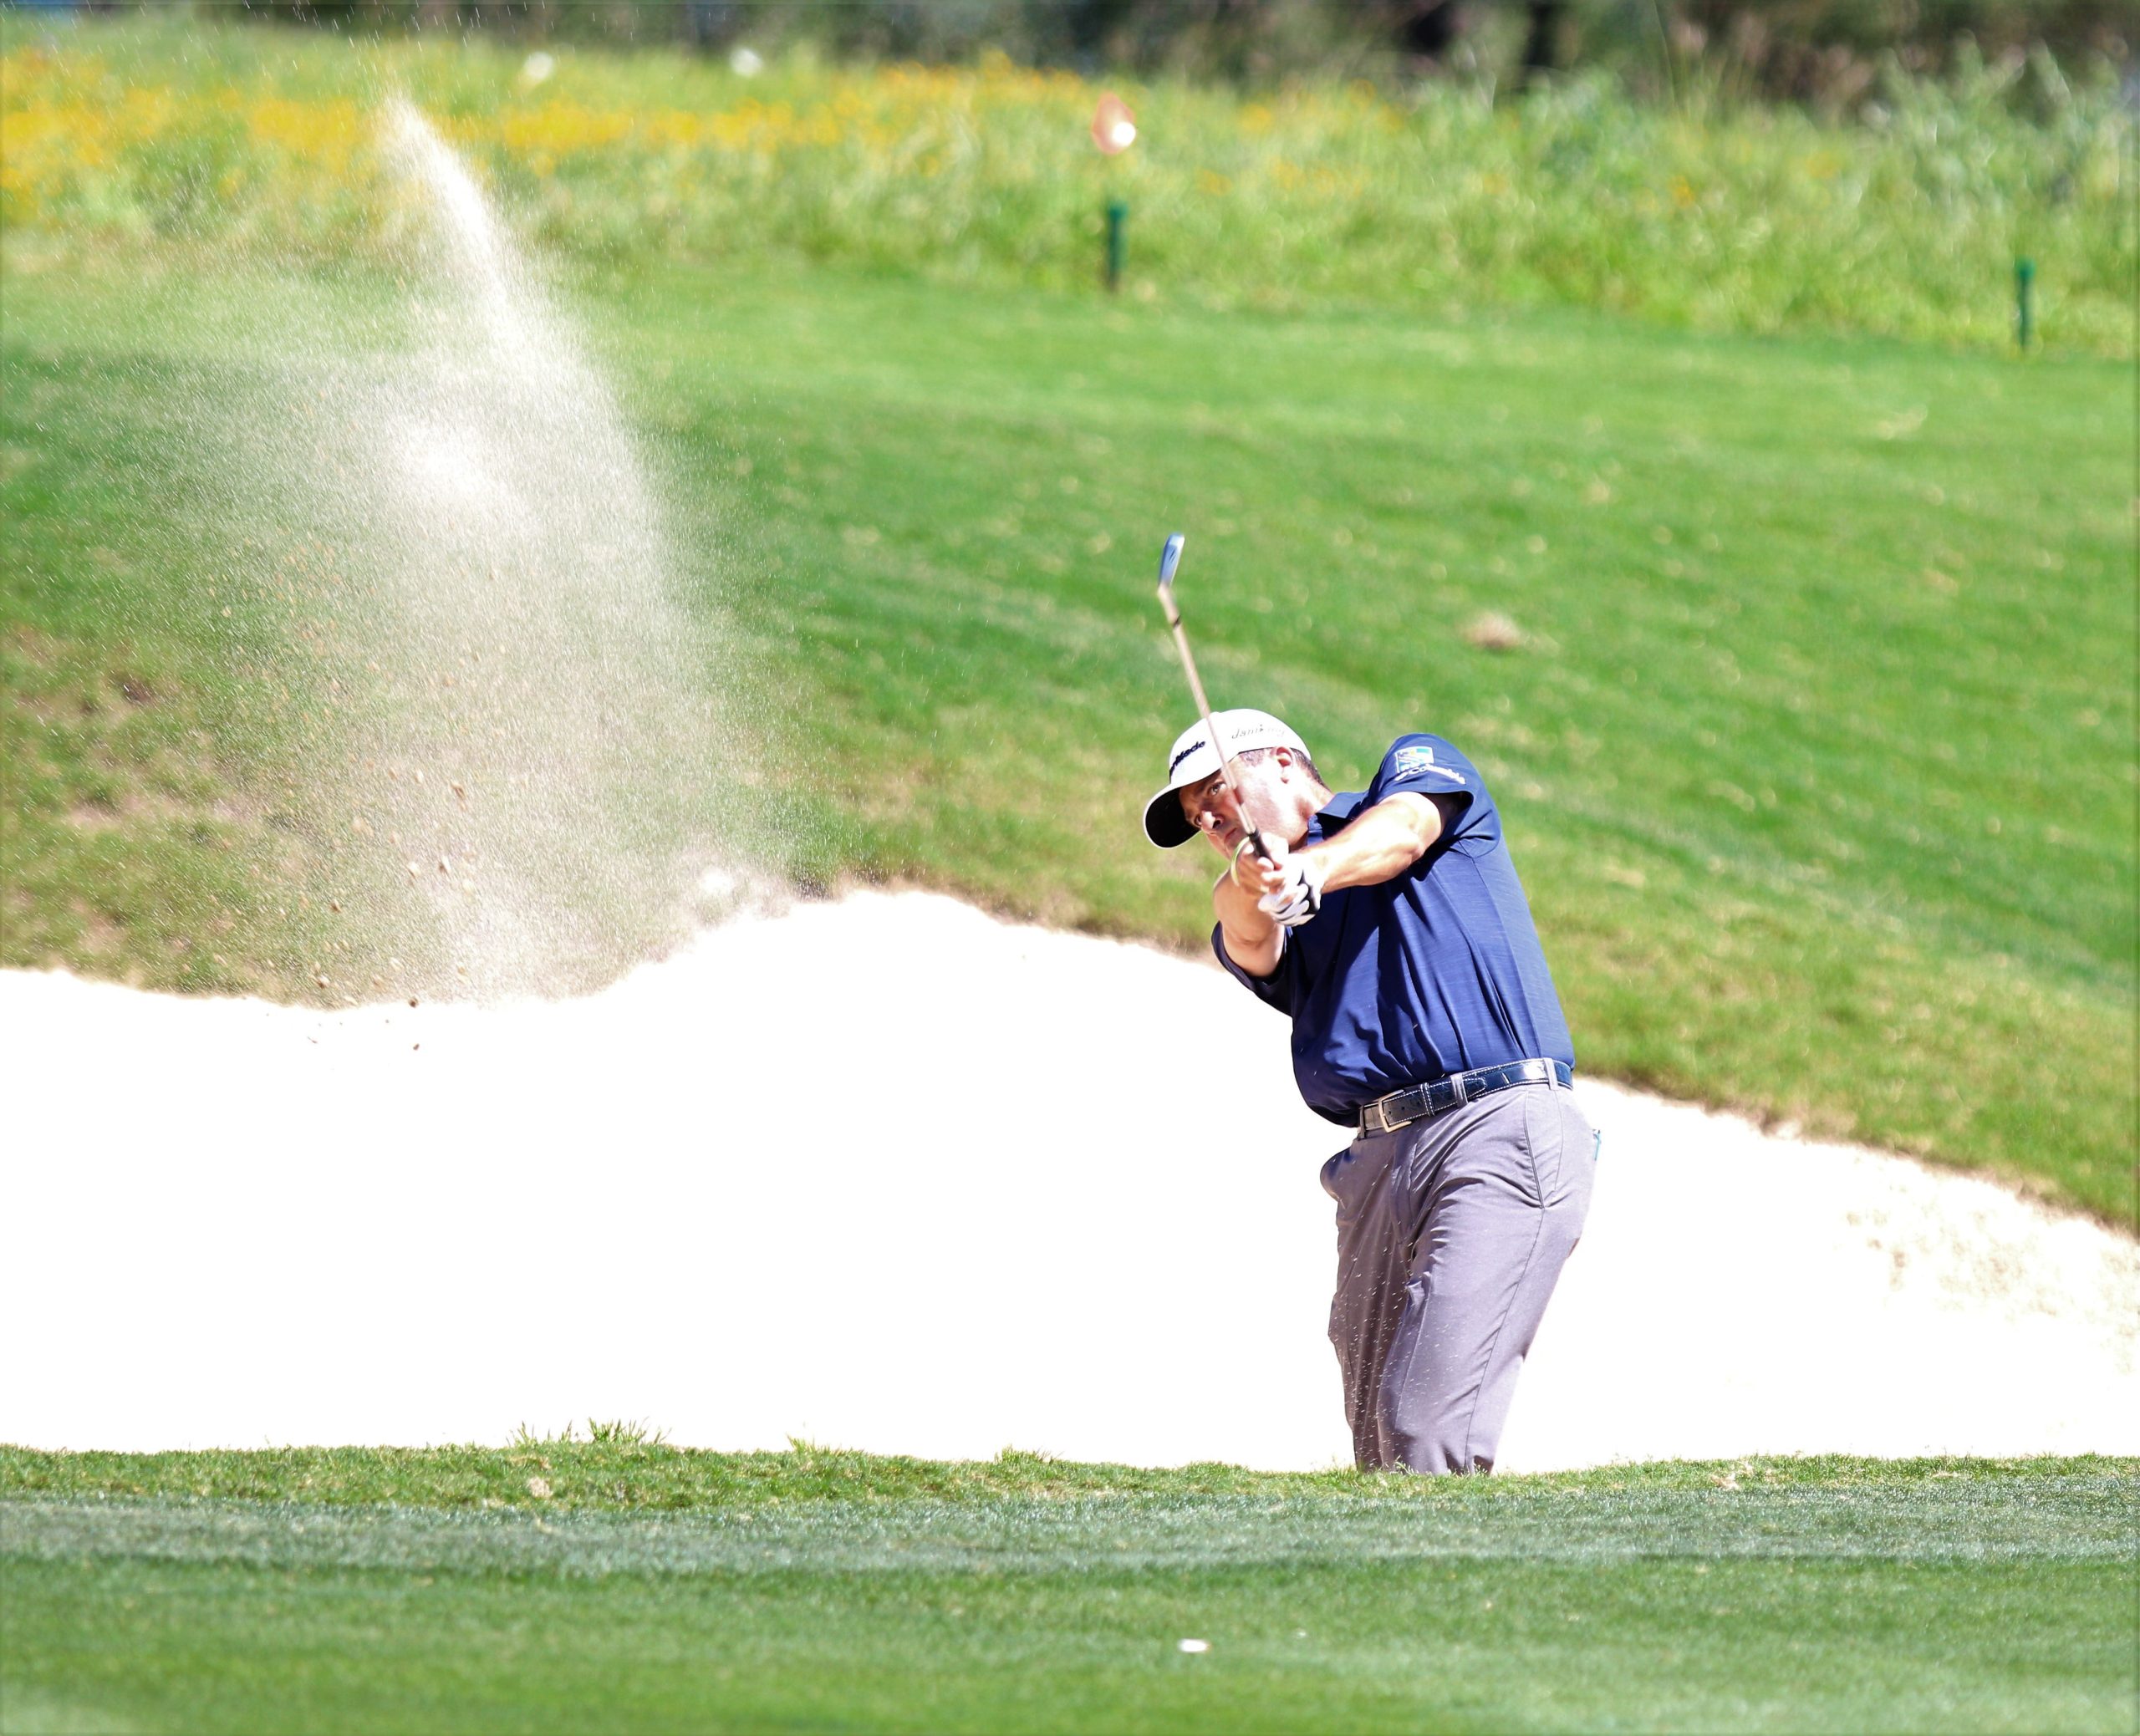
1257;852;1327;929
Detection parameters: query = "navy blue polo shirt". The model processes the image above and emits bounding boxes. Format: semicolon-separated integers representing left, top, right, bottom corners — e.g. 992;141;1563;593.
1214;733;1574;1126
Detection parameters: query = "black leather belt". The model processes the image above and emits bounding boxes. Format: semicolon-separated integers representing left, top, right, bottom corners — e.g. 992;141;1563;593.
1358;1058;1574;1136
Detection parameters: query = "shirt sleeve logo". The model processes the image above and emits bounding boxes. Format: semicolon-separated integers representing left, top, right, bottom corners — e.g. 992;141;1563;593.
1388;742;1466;785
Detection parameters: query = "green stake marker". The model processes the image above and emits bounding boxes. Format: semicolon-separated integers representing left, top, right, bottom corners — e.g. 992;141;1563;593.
2015;257;2035;351
1090;94;1137;295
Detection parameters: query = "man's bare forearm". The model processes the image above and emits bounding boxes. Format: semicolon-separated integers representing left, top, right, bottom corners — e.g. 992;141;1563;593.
1214;866;1283;978
1305;793;1440;889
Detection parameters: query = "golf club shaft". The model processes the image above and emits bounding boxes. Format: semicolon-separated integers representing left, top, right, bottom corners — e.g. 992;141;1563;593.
1155;537;1271;868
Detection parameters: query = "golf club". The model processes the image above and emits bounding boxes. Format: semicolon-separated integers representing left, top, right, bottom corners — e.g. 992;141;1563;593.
1154;532;1273;882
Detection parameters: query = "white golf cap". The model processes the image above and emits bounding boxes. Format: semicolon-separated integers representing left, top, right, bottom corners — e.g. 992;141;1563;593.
1142;708;1310;848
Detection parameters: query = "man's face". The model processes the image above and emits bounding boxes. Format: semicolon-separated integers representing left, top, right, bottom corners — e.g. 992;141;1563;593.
1178;767;1246;855
1178;751;1289;856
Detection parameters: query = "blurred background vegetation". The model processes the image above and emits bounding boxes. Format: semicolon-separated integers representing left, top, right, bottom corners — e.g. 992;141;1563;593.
3;8;2130;352
179;0;2136;98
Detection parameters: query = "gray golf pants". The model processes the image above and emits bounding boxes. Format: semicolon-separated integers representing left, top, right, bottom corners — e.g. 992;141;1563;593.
1321;1082;1595;1475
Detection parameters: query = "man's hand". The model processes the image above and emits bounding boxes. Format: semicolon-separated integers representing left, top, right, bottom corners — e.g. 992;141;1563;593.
1257;852;1327;929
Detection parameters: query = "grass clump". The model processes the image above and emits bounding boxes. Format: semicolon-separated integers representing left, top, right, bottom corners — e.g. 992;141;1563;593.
2;17;2130;354
3;1440;2129;1511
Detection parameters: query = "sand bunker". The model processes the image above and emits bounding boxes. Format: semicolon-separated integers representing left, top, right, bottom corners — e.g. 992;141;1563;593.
3;888;2131;1470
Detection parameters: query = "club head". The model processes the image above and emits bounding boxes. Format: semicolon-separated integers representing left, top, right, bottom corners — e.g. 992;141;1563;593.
1156;532;1186;596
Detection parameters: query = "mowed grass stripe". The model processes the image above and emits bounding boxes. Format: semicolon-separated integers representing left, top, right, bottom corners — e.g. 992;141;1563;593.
7;1555;2124;1736
3;1478;2130;1576
4;1454;2130;1733
3;1461;2132;1735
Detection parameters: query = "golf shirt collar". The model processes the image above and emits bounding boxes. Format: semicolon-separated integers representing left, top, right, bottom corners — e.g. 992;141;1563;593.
1310;790;1368;837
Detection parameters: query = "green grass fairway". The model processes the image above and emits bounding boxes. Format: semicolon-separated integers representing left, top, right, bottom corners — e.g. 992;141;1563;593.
3;255;2130;1219
1;1448;2130;1734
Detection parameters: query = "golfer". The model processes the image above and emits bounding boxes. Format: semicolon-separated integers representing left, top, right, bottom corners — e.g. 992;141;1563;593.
1143;710;1594;1474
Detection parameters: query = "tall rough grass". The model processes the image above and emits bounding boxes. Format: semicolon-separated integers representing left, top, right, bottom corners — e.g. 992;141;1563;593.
2;18;2130;352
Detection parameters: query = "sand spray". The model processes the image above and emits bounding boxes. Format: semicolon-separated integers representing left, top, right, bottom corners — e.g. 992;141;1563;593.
238;99;754;1000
